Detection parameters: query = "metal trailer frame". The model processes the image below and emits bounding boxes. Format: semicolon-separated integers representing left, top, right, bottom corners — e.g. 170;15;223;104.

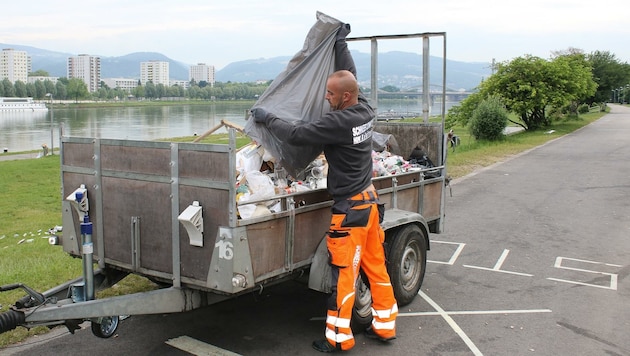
0;32;448;337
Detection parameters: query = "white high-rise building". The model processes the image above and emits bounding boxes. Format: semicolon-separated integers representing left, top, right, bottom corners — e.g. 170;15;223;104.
189;63;215;87
67;54;101;92
0;48;30;84
140;61;169;86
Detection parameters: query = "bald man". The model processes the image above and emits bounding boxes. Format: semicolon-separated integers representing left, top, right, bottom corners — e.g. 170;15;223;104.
251;24;398;353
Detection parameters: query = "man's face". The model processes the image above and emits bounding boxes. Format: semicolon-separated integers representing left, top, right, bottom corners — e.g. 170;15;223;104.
325;79;344;111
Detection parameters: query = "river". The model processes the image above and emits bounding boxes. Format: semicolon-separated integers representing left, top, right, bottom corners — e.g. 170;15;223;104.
0;100;457;153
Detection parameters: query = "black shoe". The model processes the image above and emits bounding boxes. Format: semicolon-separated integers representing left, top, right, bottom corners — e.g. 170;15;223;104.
364;327;396;342
312;339;337;353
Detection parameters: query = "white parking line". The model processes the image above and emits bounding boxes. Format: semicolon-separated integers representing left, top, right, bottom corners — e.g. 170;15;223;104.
464;249;534;277
427;240;466;265
399;308;552;317
419;290;484;356
165;335;242;356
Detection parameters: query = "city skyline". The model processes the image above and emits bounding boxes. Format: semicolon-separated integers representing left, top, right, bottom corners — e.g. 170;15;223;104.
0;1;628;71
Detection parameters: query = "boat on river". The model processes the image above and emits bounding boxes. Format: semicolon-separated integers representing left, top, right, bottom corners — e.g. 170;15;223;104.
0;97;48;112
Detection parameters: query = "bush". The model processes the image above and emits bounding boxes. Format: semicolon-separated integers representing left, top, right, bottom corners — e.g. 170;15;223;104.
578;103;590;114
469;96;508;140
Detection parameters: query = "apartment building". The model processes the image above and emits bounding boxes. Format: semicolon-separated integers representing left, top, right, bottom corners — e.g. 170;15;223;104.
189;63;215;87
102;77;139;92
140;60;169;86
27;76;60;84
0;48;31;84
67;54;101;92
170;79;190;89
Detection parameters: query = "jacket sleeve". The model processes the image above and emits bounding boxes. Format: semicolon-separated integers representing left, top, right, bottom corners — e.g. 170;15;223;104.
334;38;357;77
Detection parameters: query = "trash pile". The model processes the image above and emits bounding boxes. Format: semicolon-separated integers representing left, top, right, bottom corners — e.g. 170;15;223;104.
234;142;436;219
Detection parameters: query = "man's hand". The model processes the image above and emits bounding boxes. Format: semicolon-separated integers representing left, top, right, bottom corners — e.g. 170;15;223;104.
336;23;351;41
251;108;270;124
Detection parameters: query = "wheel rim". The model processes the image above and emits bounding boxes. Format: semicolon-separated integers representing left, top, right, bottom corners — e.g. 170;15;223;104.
97;316;119;337
400;240;421;291
355;277;372;318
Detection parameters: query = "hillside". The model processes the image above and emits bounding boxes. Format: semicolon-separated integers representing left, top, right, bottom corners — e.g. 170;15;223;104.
1;43;490;90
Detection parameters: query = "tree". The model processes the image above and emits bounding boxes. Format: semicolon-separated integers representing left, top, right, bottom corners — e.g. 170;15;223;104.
25;82;36;97
155;83;166;99
2;78;15;97
547;52;598;116
452;54;597;131
44;80;56;97
144;81;156;99
380;85;399;92
14;80;27;97
446;90;483;129
587;51;630;104
132;85;145;99
35;80;46;99
30;69;50;76
55;81;66;99
66;78;88;102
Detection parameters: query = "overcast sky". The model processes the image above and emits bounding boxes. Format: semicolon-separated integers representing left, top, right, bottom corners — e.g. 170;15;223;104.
1;0;628;69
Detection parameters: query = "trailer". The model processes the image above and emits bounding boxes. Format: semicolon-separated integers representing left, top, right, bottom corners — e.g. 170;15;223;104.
0;32;448;339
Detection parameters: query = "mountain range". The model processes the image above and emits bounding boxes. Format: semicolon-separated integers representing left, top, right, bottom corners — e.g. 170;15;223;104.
1;43;491;90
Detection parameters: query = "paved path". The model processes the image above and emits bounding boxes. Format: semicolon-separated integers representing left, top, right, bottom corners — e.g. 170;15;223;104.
0;152;43;161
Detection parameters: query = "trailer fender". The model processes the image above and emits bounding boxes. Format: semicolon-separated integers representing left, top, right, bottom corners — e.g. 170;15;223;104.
307;208;429;293
381;208;430;251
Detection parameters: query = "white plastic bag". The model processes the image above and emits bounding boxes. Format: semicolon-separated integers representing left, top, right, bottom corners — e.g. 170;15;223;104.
237;171;277;219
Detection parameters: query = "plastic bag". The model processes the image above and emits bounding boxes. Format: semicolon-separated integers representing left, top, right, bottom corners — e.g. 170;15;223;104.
244;11;343;178
235;143;264;177
237;171;278;219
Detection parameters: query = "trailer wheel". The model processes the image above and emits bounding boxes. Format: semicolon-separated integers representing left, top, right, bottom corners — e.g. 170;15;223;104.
351;273;372;332
91;316;119;338
386;224;427;306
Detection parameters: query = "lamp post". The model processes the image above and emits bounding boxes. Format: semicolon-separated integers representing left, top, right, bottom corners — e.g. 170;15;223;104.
616;89;621;103
45;93;54;155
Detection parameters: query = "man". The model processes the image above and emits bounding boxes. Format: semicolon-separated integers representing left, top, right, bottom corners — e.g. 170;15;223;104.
251;23;398;353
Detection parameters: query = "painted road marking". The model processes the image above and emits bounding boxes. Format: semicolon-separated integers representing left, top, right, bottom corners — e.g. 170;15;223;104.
428;240;466;265
464;249;534;277
419;290;483;356
165;335;242;356
547;256;622;290
419;291;552;356
399;308;553;317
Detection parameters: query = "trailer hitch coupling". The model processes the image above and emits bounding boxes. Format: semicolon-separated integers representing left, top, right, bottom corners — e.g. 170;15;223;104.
0;283;46;308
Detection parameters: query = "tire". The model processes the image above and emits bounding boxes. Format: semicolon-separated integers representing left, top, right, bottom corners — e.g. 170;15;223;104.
91;315;119;338
351;273;373;332
386;224;427;306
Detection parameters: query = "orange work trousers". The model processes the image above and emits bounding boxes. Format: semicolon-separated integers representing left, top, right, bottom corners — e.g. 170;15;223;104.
324;190;398;351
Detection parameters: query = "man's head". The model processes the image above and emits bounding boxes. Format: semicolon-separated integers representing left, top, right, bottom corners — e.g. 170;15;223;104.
325;70;359;111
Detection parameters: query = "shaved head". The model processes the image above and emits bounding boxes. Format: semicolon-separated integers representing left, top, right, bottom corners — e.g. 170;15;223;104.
325;70;359;111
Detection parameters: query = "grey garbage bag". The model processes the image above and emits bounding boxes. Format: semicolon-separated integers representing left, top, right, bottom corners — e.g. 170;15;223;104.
244;11;343;178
